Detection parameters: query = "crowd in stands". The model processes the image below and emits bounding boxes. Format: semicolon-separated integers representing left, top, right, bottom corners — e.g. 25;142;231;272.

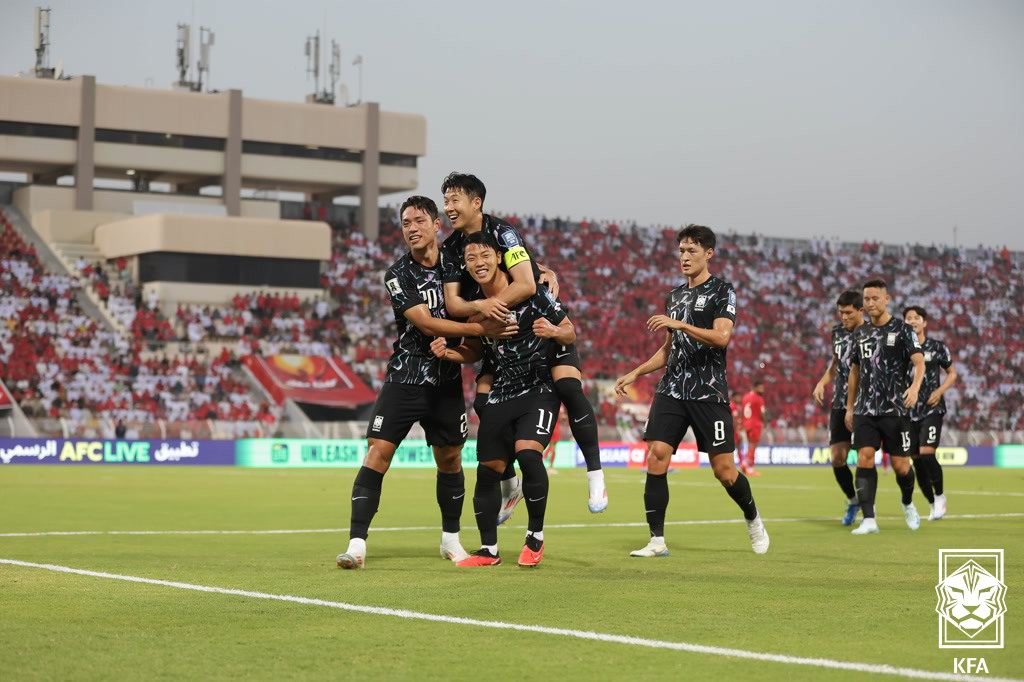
4;203;1022;436
0;211;279;435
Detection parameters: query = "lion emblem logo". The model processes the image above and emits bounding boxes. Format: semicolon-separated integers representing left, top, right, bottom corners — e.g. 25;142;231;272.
935;559;1007;638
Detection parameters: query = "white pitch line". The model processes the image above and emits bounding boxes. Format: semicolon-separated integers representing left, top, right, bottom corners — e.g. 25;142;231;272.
1;512;1022;539
0;558;1017;682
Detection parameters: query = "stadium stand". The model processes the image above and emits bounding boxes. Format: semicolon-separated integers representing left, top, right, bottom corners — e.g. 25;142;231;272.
2;203;1021;441
0;209;280;438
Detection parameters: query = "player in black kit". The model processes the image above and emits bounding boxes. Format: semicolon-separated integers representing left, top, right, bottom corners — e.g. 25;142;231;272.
439;173;607;518
843;278;925;535
336;196;516;569
903;305;957;521
614;224;769;558
813;290;865;526
431;232;576;567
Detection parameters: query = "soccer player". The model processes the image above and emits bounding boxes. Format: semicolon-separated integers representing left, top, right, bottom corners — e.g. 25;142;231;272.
903;305;957;520
740;380;766;477
844;278;925;535
336;196;516;569
812;290;865;525
614;224;769;557
439;172;607;515
432;232;576;567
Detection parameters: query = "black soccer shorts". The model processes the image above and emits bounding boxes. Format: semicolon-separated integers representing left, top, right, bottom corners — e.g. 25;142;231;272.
911;415;944;451
547;342;582;371
852;414;912;456
829;409;852;445
476;392;561;463
474;355;497;385
365;381;468;447
643;394;735;455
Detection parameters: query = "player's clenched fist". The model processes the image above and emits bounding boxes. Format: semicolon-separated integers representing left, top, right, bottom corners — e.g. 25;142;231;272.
429;337;449;359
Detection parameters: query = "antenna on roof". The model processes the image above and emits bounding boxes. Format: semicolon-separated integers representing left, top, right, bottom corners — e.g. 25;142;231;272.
305;30;338;104
30;7;67;79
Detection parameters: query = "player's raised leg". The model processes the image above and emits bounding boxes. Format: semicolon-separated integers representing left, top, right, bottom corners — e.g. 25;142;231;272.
552;360;606;512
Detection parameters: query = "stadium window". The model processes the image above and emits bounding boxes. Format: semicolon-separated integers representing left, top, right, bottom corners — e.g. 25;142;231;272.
0;120;77;139
94;128;225;151
379;152;417;168
242;140;362;163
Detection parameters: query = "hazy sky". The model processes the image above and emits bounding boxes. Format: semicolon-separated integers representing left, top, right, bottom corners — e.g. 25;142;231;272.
1;0;1021;248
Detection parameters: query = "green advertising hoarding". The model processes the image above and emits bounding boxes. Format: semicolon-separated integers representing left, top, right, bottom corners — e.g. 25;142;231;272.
236;439;577;468
995;444;1024;468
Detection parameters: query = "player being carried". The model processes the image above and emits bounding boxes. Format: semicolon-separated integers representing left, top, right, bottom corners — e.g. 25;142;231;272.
433;232;576;567
336;196;516;570
615;224;769;558
812;290;865;526
439;172;606;516
902;305;957;521
844;278;925;535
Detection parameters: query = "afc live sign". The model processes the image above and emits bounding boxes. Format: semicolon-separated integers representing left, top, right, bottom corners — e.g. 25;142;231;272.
0;439;235;465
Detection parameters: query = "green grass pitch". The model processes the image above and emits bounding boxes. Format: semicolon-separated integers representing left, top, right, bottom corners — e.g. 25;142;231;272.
1;466;1022;680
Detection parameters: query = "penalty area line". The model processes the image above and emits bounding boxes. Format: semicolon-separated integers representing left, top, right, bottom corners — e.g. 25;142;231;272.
0;558;1016;682
1;512;1023;538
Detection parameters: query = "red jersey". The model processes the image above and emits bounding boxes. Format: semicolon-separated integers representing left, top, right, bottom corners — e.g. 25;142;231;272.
741;391;765;429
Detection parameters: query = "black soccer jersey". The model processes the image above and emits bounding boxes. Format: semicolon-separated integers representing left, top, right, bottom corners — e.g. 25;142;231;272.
482;289;567;404
654;276;737;404
382;252;461;386
441;214;543;303
830;323;859;411
850;316;923;417
909;337;952;420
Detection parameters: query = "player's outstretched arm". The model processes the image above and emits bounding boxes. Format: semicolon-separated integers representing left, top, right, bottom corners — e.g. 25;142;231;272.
405;304;516;339
844;364;859;430
813;357;837;406
495;260;538;308
928;362;958;407
615;336;671;397
430;337;483;364
532;316;575;345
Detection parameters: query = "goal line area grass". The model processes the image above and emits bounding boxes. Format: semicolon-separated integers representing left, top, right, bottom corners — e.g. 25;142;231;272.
1;466;1021;680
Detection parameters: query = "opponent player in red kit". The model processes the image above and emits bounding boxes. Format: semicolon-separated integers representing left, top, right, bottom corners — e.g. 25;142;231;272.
740;380;766;476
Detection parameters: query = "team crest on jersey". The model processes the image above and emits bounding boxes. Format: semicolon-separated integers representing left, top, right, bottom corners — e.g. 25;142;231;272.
695;295;708;311
726;289;736;314
386;278;402;296
886;332;897;346
499;231;521;248
925;351;934;362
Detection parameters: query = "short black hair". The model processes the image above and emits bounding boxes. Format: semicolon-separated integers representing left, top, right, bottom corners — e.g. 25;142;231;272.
903;305;928;321
676;224;716;250
863;278;887;291
400;195;439;222
463;231;502;254
441;172;486;205
836;290;863;308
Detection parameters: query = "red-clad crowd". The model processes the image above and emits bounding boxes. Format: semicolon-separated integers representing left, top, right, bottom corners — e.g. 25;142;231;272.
4;204;1021;435
0;212;279;433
